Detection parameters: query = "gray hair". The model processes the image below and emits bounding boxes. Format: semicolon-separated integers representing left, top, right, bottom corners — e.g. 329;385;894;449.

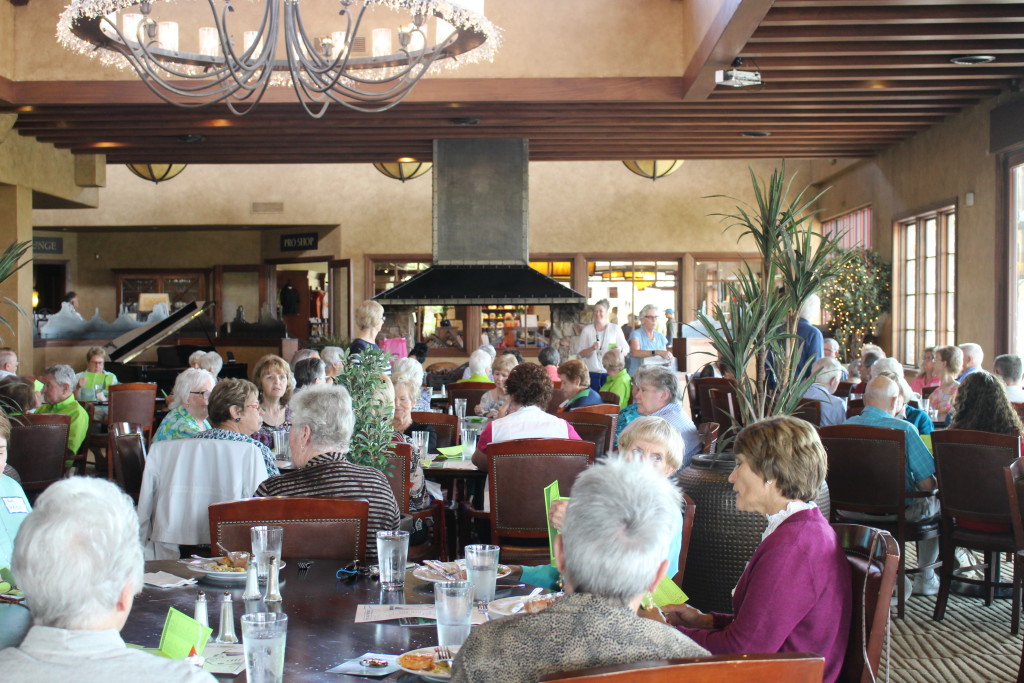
823;338;840;352
870;357;905;381
811;357;842;385
197;351;223;379
863;375;899;408
593;298;611;312
293;357;326;390
0;348;16;367
321;346;344;367
959;342;984;366
44;364;76;390
994;354;1023;384
188;350;207;366
393;375;420;403
468;349;491;376
12;477;143;629
634;365;683;405
170;368;215;409
618;416;684;472
290;348;320;367
479;344;497;360
355;299;384;330
289;383;356;452
638;304;659;319
392;357;425;387
561;458;681;605
798;293;820;320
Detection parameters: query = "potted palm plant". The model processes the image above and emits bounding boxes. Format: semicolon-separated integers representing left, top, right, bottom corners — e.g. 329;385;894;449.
678;165;855;612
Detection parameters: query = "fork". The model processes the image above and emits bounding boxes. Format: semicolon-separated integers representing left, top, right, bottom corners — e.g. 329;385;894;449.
434;645;453;662
297;560;313;575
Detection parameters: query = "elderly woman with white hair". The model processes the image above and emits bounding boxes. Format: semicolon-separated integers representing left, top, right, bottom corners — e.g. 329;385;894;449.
0;477;215;681
197;351;223;380
460;348;494;384
152;368;215;442
627;303;672;376
391;376;433;511
349;300;390;375
255;384;400;562
393;357;430;411
476;353;518;418
614;365;700;466
320;345;345;380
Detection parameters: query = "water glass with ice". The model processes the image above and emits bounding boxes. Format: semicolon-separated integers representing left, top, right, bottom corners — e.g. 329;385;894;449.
241;612;287;683
464;544;499;605
454;398;467;420
434;580;474;648
411;430;430;458
460;427;478;458
251;525;284;581
376;530;410;590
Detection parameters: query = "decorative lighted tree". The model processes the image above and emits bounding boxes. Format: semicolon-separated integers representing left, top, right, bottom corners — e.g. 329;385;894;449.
820;248;891;362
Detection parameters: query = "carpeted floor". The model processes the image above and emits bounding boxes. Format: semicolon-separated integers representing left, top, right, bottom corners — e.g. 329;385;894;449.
885;552;1021;683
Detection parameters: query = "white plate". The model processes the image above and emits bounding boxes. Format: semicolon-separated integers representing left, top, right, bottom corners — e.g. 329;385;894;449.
178;558;286;585
487;593;562;620
413;560;512;583
396;646;456;681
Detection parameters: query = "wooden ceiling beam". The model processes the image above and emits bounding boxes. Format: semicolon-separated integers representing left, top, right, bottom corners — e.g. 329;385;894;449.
751;22;1024;41
744;38;1024;56
763;4;1024;24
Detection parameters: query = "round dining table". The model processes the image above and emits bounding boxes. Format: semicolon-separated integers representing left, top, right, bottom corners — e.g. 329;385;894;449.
0;558;532;681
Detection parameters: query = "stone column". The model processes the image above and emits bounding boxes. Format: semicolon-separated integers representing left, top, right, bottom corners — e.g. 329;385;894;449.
0;185;33;371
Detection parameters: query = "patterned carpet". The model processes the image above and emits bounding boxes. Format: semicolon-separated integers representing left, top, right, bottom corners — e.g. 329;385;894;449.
885;551;1021;683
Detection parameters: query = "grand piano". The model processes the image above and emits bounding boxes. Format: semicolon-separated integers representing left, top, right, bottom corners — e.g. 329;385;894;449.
106;301;248;394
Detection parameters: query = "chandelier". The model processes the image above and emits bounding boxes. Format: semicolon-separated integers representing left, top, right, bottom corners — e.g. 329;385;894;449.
57;0;500;118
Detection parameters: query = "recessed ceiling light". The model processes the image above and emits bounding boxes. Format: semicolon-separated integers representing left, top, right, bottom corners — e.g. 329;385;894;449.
950;55;996;65
450;117;481;126
178;134;206;143
741;131;771;138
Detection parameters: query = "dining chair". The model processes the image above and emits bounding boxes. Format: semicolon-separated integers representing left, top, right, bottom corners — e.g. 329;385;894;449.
410;411;459;449
8;413;71;497
445;381;495;416
86;383;158;479
846;398;865;418
384;442;448;561
931;429;1021;632
112;428;147;503
562;411;615;458
685;376;701;423
598;391;621;406
922;385;940;400
1012;402;1024;424
208;496;370;563
538;653;825;682
818;424;940;619
692;377;736;427
794;398;822;426
832;523;900;683
571;403;620;416
463;438;595;564
708;388;737;436
673;492;697;589
1006;459;1024;639
697;422;719;454
835;380;857;399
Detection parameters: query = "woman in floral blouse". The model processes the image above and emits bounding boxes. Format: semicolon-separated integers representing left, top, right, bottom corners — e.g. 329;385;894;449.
193;378;279;478
928;345;963;420
152;368;215;443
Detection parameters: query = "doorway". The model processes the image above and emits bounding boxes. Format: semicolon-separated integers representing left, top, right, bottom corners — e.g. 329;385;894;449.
33;261;69;315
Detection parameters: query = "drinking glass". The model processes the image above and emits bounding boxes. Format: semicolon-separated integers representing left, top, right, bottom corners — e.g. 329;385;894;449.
251;525;284;581
411;430;430;459
434;580;474;648
464;544;499;605
241;612;288;683
454;398;467;420
460;427;477;458
376;530;410;590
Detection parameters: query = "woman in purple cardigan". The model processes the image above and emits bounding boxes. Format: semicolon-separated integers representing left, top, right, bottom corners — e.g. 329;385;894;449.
665;416;852;683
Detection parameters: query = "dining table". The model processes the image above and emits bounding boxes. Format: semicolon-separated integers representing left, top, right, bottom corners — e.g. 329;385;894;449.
0;558;534;682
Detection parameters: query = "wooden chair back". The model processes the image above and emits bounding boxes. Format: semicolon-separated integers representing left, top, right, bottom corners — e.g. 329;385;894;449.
693;377;736;426
794;398;822;426
384;442;413;514
674;492;697;589
697;422;719;454
598;391;621;406
931;429;1020;525
922;385;939;399
112;431;147;503
1003;458;1024;556
8;414;71;492
572;403;620;416
486;438;595;561
708;388;736;434
411;411;459;449
562;411;615;458
835;380;857;398
819;425;908;517
107;383;158;439
686;376;701;422
832;524;900;683
538;653;825;682
209;497;370;562
1012;402;1024;424
445;382;495;416
846;398;865;418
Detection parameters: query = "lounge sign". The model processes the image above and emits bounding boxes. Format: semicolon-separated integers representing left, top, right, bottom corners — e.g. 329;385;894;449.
33;237;63;255
280;232;318;252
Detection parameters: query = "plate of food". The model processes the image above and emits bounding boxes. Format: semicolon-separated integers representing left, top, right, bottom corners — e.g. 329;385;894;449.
487;592;562;620
178;556;285;585
413;560;512;583
396;647;457;681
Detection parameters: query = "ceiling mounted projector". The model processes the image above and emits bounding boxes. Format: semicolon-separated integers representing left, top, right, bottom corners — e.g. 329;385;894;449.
715;68;762;88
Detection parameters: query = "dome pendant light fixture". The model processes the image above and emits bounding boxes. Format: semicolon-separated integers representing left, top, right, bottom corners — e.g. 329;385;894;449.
125;163;187;183
622;160;685;181
373;158;432;182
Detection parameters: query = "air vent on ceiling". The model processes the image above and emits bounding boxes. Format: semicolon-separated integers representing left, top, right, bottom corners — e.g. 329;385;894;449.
251;201;284;214
351;37;366;54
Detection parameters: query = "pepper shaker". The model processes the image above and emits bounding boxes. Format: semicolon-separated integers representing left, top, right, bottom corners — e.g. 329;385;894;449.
242;557;262;601
215;591;238;643
193;590;209;628
264;556;283;602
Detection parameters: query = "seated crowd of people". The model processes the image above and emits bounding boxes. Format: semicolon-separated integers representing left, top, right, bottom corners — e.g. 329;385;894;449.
3;295;1022;682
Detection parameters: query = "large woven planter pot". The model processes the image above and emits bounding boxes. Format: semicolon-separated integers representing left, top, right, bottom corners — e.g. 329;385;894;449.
678;454;830;613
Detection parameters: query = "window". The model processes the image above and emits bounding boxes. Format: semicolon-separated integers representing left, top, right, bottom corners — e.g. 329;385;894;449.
587;260;678;323
1011;153;1024;356
693;259;758;318
371;260;430;295
822;206;873;249
896;207;956;365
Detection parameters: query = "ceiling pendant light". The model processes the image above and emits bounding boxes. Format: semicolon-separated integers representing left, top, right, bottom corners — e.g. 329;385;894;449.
57;0;501;118
373;158;432;182
622;160;685;181
125;163;187;183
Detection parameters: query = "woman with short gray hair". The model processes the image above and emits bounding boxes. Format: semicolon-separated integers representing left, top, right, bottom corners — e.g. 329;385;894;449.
614;365;700;467
627;303;672;376
152;368;215;443
393;357;430;411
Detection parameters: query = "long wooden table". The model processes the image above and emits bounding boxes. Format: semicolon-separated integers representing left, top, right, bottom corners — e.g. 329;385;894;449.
1;559;530;682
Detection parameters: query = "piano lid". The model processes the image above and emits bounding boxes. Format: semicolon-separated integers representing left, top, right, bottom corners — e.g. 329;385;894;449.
108;301;212;364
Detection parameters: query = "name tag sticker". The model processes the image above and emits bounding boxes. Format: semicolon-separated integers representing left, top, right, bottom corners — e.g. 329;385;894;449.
2;497;28;514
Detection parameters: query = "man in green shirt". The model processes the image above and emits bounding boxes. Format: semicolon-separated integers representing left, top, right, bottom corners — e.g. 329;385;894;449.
36;364;88;457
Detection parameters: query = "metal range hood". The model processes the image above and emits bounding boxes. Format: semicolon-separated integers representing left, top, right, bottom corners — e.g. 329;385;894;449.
373;139;585;306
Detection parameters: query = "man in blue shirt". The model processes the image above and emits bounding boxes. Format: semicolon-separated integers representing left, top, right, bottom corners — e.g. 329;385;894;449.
844;375;939;595
795;294;825;378
803;357;847;426
957;342;984;382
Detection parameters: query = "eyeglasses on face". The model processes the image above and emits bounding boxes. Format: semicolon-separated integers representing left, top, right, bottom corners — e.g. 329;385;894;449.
190;390;210;398
643;315;659;320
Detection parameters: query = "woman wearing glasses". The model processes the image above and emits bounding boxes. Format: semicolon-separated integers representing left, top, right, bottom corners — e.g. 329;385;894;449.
152;368;216;443
193;378;279;477
627;304;673;376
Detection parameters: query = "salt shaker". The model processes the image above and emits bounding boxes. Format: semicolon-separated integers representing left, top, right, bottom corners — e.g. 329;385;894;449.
242;557;262;601
264;556;283;602
193;590;209;628
215;592;238;643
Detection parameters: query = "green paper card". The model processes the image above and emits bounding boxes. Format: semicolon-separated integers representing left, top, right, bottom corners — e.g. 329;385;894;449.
544;481;570;565
651;576;688;608
157;607;212;660
436;445;465;457
920;434;932;453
